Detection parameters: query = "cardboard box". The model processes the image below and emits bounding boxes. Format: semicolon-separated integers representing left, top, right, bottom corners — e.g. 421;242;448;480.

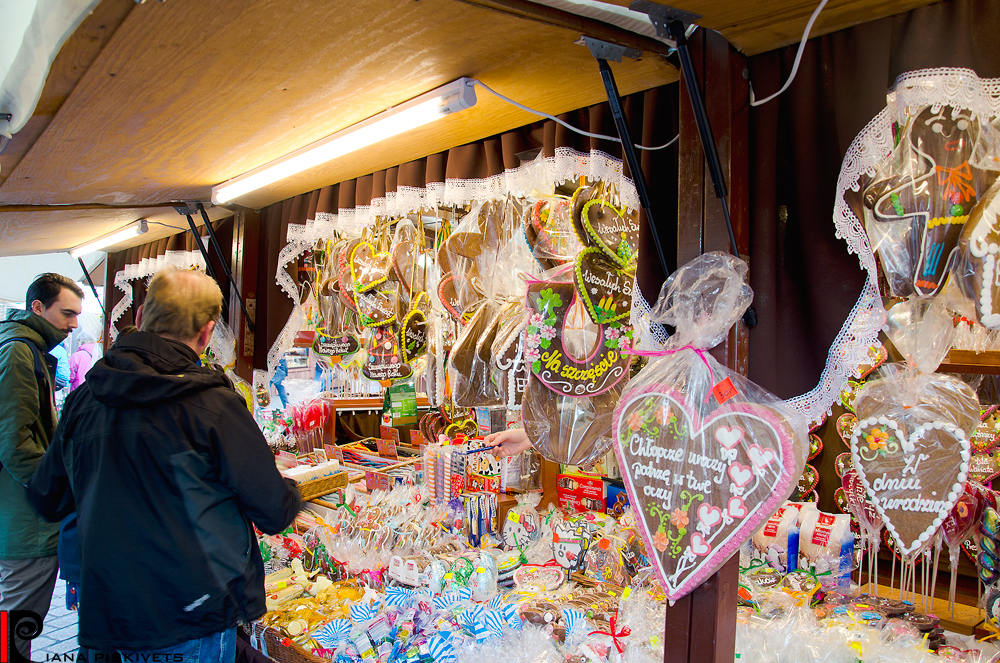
558;491;605;513
556;473;604;499
561;451;620;480
466;473;502;493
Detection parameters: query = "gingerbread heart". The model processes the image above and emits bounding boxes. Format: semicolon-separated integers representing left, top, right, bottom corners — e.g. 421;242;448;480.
952;177;1000;327
809;412;828;433
338;240;360;312
851;416;971;555
356;281;398;327
574;248;634;324
969;448;1000;483
841;468;881;532
579;199;639;267
350;241;391;293
313;329;360;361
797;464;819;497
857;344;889;379
363;326;412;385
834;452;854;478
973;410;1000;453
613;388;798;602
837;413;858;448
808;433;823;460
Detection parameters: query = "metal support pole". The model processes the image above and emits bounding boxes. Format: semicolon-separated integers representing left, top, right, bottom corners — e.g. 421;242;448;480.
184;213;229;322
78;257;101;305
584;38;670;279
197;203;255;333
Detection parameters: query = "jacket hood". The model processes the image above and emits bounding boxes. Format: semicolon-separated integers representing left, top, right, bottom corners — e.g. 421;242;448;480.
86;332;228;407
0;310;67;352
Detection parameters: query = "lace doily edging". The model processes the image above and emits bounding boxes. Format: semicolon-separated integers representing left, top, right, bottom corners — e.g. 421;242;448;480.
807;68;1000;421
107;250;206;343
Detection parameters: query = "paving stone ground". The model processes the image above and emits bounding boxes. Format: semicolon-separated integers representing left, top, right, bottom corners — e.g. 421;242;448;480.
34;572;80;660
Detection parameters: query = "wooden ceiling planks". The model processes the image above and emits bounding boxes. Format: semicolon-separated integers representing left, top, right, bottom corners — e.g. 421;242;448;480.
0;0;135;189
0;0;942;256
674;0;941;55
0;0;676;212
0;205;231;258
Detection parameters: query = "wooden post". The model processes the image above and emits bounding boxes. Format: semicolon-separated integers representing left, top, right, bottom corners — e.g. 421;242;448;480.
665;27;749;663
231;205;261;383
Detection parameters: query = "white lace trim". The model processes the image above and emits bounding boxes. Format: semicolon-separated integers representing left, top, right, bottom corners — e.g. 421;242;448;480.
269;148;654;385
806;68;1000;421
108;249;206;342
285;148;640;241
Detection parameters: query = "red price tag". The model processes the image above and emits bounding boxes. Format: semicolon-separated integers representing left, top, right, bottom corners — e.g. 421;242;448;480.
380;425;401;445
410;430;427;446
376;438;398;460
324;444;344;465
712;377;739;404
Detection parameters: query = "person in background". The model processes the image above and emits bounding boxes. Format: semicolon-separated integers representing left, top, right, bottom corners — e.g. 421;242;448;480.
27;267;301;663
0;273;82;660
50;340;70;391
271;356;289;408
68;332;99;391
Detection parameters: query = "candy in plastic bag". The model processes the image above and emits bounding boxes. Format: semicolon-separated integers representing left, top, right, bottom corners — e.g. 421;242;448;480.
612;252;808;603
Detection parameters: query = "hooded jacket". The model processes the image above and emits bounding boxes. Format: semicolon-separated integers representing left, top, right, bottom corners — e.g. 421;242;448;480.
27;331;301;650
0;309;64;558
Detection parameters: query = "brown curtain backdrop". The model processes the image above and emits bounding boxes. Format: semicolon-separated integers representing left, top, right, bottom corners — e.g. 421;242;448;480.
105;219;231;334
256;84;681;369
747;0;1000;524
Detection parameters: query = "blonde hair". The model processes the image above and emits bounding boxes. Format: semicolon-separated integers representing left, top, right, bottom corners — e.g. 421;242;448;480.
140;268;222;341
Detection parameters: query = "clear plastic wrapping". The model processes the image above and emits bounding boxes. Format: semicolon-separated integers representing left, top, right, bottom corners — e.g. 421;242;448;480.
850;298;979;558
861;103;1000;297
611;252;809;603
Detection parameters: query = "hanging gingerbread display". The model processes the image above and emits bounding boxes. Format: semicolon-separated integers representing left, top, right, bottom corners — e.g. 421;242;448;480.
611;253;808;603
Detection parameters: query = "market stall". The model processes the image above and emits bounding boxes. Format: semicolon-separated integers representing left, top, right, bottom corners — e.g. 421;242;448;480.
10;0;1000;662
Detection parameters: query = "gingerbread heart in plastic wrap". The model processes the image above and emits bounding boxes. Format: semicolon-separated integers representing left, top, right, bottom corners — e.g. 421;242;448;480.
611;253;807;603
849;299;979;558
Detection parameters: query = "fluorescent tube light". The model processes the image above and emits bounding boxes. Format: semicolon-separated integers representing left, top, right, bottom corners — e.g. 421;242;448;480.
211;78;478;204
70;219;148;258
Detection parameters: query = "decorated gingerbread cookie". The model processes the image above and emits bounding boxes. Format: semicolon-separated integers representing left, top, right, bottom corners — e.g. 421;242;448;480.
849;368;978;556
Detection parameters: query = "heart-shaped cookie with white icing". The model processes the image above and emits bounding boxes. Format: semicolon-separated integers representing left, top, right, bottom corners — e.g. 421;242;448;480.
850;416;970;556
613;387;798;602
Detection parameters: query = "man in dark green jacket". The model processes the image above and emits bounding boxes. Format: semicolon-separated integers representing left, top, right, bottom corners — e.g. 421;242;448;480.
0;273;82;659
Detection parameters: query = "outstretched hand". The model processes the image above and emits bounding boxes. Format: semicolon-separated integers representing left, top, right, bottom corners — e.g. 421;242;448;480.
482;428;533;458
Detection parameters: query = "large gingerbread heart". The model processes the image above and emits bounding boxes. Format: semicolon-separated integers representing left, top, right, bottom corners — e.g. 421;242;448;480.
356;281;398;327
613;387;798;602
850;415;971;556
350;241;391;293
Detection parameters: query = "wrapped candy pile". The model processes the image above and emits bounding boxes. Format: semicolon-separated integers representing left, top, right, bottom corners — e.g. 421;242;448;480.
255;483;670;663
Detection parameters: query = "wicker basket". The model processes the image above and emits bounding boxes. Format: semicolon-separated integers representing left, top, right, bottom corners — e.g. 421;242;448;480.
250;622;328;663
296;470;348;501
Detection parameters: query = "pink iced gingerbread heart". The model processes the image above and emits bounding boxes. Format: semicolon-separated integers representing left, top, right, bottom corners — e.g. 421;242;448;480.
613;386;799;603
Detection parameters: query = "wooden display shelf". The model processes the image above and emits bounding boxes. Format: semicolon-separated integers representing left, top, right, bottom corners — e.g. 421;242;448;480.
866;583;984;635
937;350;1000;375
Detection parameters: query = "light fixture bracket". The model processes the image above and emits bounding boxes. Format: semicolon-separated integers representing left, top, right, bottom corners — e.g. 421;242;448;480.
581;37;641;63
628;1;701;39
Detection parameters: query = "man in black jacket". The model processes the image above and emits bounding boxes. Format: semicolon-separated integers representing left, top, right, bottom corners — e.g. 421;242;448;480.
27;268;301;662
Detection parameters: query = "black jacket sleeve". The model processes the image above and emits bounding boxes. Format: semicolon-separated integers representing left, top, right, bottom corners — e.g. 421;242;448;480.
26;413;75;523
212;392;301;534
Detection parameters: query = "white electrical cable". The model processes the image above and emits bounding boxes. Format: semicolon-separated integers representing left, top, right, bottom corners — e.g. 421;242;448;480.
749;0;829;107
471;79;679;151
